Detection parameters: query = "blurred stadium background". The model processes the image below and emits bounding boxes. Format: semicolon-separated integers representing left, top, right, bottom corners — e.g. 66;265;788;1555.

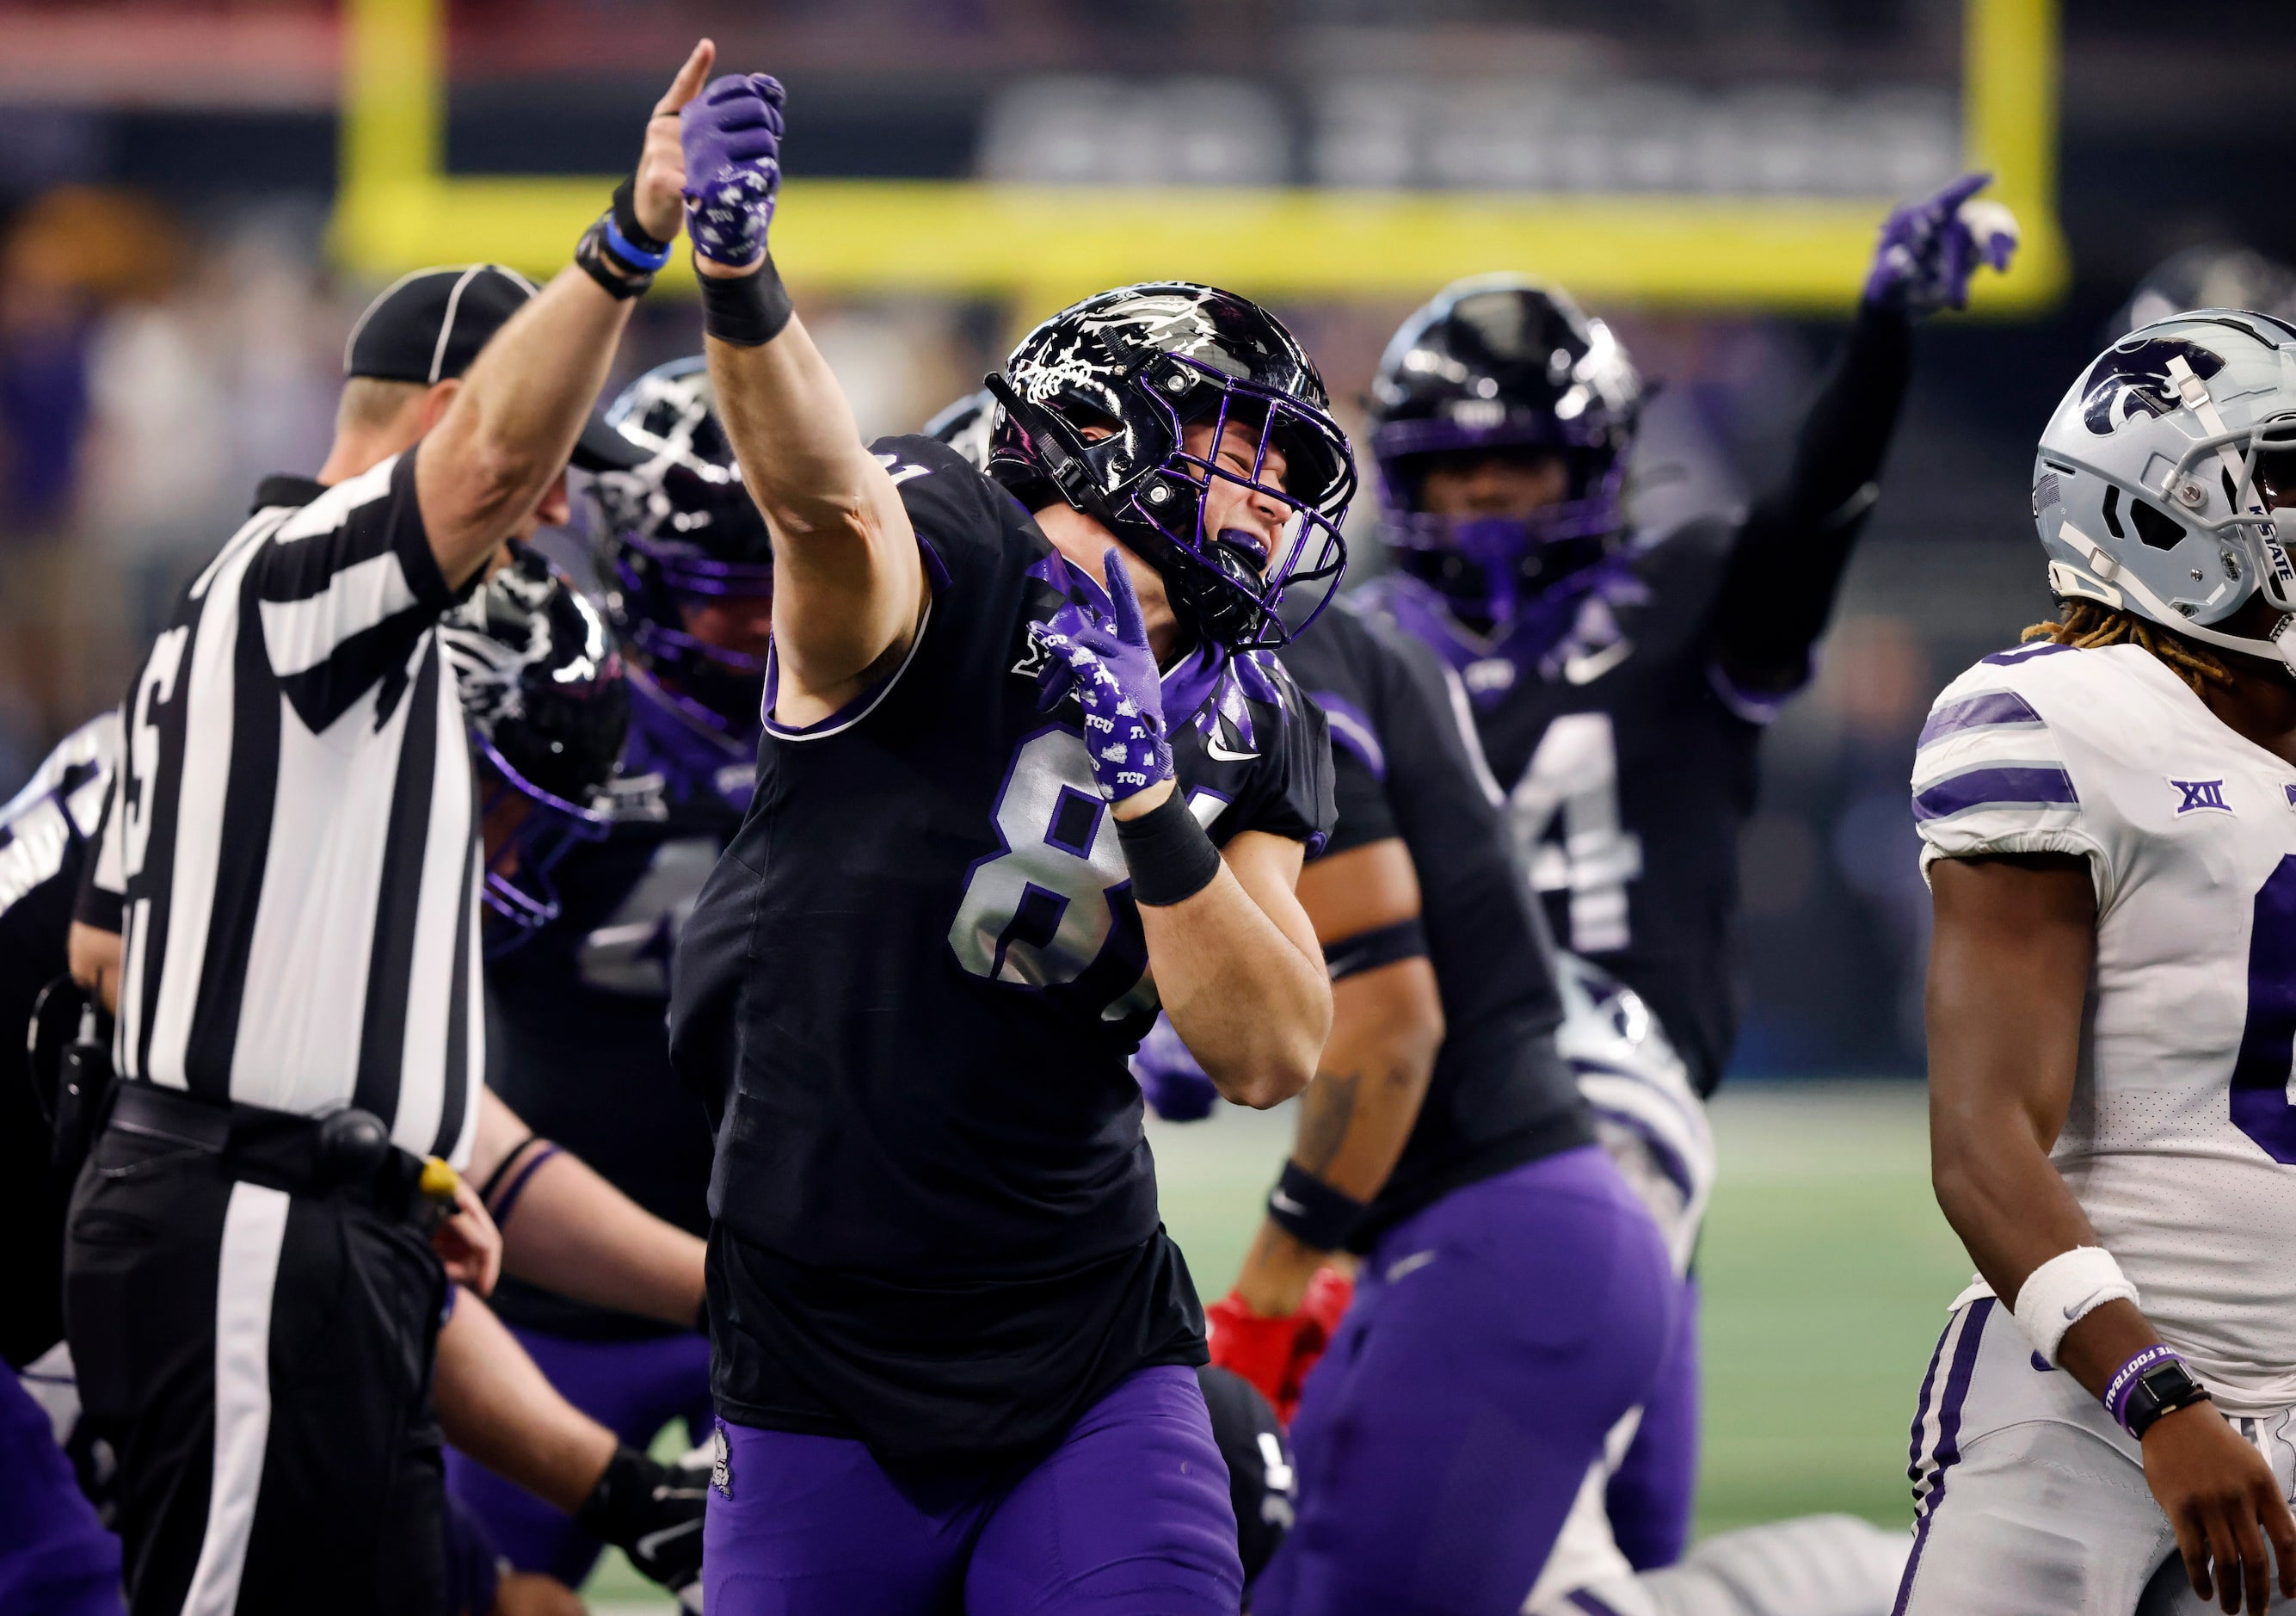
1;0;2287;1607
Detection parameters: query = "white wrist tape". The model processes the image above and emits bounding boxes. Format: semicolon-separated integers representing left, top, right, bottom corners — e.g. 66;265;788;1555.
2013;1246;2139;1366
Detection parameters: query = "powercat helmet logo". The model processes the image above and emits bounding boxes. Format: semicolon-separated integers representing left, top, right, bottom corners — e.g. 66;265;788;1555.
2081;336;2226;435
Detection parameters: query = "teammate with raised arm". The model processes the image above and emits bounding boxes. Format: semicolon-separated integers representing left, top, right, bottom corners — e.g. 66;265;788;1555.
1900;310;2296;1614
1357;176;2019;1568
668;71;1351;1613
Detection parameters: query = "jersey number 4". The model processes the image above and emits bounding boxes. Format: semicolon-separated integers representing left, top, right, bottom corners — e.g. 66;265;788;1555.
2234;855;2296;1163
1509;712;1644;954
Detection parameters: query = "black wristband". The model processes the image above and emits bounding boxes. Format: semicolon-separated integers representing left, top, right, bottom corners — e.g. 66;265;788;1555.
699;254;795;348
608;174;673;260
573;1446;650;1538
1266;1159;1367;1253
1322;916;1430;982
1114;789;1222;908
576;218;653;300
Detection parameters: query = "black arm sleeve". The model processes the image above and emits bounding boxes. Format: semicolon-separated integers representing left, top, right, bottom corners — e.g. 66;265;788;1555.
1710;301;1915;697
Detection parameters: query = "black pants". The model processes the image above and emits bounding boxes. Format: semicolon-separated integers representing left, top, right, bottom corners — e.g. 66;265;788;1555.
63;1123;450;1616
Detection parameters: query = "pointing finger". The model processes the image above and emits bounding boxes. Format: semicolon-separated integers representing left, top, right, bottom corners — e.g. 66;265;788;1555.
656;39;716;118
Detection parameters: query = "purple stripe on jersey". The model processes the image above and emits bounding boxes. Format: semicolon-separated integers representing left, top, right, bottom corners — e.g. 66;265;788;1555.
1892;1298;1993;1616
1568;1591;1630;1616
1916;689;2044;749
1980;641;2075;667
1911;765;2077;823
1311;691;1386;781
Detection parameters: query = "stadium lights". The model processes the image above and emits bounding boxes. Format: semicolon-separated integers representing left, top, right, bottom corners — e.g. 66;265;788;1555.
329;0;2067;322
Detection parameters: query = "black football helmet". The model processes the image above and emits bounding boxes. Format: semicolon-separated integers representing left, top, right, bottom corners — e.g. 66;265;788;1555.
985;282;1357;650
443;544;630;954
589;356;774;733
1369;274;1641;624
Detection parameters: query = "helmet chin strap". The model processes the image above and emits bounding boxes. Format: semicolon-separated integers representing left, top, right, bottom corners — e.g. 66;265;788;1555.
2057;519;2296;674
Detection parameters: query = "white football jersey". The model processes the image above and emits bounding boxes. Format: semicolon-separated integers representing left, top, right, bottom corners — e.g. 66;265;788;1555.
1914;638;2296;1412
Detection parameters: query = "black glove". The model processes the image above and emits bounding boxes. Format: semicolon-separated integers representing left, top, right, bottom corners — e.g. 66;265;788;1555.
575;1444;709;1594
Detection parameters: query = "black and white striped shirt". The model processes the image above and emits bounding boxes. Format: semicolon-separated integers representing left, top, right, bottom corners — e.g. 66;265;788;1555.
89;450;483;1166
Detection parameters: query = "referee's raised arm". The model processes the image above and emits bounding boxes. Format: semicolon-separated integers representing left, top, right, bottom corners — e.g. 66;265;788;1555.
417;40;715;588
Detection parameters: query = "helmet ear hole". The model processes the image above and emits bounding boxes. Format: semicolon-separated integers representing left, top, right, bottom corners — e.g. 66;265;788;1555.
2130;497;2187;552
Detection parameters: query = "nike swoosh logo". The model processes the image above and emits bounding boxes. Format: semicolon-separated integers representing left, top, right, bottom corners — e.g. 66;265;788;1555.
635;1518;704;1559
1563;638;1633;686
1205;738;1259;762
1269;1188;1307;1216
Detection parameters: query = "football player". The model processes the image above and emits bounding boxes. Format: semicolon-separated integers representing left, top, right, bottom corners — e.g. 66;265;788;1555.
668;71;1349;1611
445;357;766;1591
1897;311;2296;1614
1358;175;2019;1567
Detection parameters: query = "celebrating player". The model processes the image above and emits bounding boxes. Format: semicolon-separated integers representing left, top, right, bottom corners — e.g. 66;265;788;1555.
667;70;1352;1611
445;360;765;1591
1899;308;2296;1613
1357;175;2020;1566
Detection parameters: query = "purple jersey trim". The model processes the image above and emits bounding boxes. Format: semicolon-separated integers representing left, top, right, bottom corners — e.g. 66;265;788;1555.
1704;658;1802;727
1917;688;2045;749
1312;691;1386;781
760;538;945;742
1911;764;2077;824
1980;640;2076;667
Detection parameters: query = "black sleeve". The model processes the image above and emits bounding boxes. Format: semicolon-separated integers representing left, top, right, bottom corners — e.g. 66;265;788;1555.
1237;666;1336;855
1710;301;1914;696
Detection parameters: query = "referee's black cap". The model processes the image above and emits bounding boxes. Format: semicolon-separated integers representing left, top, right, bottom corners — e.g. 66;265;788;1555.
345;264;645;472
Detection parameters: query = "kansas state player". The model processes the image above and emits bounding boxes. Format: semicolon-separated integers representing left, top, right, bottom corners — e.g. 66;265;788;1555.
1360;176;2019;1569
1898;313;2296;1614
449;359;766;1589
668;71;1349;1612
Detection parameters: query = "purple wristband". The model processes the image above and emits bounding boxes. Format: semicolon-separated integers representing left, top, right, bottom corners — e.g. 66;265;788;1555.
488;1142;563;1233
2104;1344;2182;1432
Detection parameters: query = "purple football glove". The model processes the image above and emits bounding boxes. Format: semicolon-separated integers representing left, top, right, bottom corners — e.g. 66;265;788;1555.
1034;550;1174;804
1132;1013;1219;1122
680;73;785;268
1862;171;2020;317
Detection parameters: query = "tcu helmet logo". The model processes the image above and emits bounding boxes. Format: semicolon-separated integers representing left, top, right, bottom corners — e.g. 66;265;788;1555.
2081;337;2225;435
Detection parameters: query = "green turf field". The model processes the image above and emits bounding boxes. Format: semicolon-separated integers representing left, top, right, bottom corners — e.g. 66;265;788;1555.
584;1078;1959;1610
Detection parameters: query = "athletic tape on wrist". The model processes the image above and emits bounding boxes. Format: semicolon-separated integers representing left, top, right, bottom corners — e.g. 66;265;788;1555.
1115;791;1222;908
2104;1344;2182;1432
1266;1160;1367;1254
698;255;795;348
2012;1244;2139;1366
1323;916;1430;982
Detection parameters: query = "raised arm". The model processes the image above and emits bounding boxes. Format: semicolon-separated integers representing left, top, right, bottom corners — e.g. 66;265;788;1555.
414;42;715;589
679;72;923;724
1929;853;2296;1613
1712;174;2018;699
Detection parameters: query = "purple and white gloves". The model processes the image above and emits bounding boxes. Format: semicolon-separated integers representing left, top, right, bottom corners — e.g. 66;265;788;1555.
1035;550;1173;805
680;73;785;268
1862;171;2020;317
1132;1012;1219;1121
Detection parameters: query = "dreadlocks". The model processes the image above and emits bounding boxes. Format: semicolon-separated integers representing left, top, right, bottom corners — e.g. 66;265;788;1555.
2021;599;2235;696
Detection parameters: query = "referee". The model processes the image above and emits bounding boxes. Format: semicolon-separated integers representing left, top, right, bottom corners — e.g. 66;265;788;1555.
58;42;717;1616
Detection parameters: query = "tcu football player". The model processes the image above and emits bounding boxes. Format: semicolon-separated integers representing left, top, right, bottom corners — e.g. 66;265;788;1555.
446;358;769;1589
1357;175;2019;1568
668;69;1351;1612
1899;311;2296;1614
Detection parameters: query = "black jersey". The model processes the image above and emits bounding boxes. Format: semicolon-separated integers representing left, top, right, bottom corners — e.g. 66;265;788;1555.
0;715;117;1366
1363;305;1916;1095
669;435;1334;1466
481;704;746;1340
1280;600;1592;1246
1360;521;1753;1095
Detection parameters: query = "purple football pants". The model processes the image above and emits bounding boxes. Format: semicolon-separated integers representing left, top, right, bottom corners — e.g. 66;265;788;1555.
0;1367;122;1616
1253;1145;1677;1616
1606;1274;1701;1570
703;1363;1242;1615
444;1325;711;1586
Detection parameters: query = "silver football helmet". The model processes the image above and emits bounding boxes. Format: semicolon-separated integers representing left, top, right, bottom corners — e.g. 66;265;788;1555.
2034;310;2296;669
